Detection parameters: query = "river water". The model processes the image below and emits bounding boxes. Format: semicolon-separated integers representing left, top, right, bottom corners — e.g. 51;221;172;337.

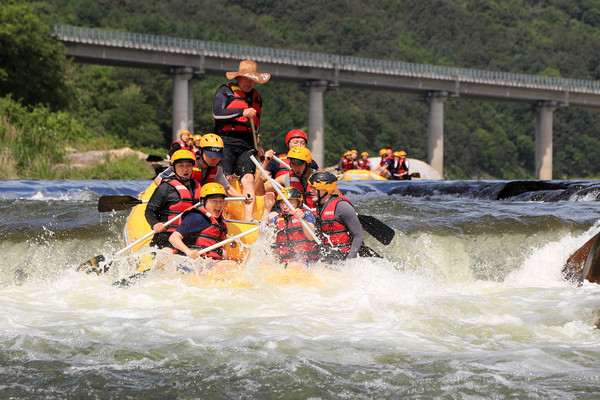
1;179;600;399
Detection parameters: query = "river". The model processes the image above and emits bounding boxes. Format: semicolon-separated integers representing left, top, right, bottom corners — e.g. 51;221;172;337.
1;179;600;398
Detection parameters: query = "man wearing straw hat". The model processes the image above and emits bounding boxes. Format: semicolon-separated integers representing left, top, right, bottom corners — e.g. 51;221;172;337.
213;59;271;221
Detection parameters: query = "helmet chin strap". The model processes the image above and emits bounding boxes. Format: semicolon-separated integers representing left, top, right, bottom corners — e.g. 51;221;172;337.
174;168;190;184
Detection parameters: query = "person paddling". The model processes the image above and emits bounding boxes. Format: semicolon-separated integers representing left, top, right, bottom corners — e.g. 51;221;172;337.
169;183;238;273
145;150;201;249
308;171;364;261
265;147;319;209
154;134;250;204
263;187;318;270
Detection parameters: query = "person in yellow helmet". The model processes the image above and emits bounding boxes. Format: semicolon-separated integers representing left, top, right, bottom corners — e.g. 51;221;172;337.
358;152;371;170
145;149;201;249
390;150;410;180
154;134;250;208
336;150;357;173
377;146;394;178
266;147;320;209
168;182;238;273
262;187;318;270
308;171;364;261
169;129;193;158
191;134;203;154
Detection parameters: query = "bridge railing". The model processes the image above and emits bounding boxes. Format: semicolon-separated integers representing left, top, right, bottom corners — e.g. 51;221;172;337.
54;24;600;93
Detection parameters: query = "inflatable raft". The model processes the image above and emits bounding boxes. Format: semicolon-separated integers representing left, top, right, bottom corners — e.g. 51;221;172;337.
338;169;387;181
123;180;263;263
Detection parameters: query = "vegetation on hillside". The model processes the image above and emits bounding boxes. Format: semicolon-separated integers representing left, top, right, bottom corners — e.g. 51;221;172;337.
3;0;600;179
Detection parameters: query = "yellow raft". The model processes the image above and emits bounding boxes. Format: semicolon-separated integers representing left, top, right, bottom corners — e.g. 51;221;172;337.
123;180;263;262
120;180;327;287
338;169;387;181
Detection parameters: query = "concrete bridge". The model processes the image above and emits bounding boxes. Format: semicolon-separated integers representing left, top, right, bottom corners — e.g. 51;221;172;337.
54;25;600;179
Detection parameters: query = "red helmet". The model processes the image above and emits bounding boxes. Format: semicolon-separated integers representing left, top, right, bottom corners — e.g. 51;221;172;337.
285;129;308;147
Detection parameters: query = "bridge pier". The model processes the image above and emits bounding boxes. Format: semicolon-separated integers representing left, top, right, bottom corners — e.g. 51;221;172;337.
534;101;557;180
171;67;194;142
426;91;448;178
307;80;328;168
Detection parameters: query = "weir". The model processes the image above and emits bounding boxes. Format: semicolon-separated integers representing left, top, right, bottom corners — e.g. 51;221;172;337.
54;25;600;179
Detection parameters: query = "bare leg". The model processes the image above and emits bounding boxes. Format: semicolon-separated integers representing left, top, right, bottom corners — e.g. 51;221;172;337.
241;172;256;221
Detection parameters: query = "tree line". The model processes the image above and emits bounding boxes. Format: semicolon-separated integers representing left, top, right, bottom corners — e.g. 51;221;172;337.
3;0;600;179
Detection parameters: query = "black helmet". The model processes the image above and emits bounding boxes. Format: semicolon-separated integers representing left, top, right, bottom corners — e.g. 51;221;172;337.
308;171;338;194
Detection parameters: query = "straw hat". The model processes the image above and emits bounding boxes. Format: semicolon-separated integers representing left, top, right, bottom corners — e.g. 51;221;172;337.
226;60;271;83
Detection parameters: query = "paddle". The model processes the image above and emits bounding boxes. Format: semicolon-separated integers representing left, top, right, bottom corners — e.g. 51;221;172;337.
98;195;245;212
250;118;259;152
251;155;321;244
78;201;204;274
580;232;600;285
264;156;395;245
272;154;289;169
112;225;262;287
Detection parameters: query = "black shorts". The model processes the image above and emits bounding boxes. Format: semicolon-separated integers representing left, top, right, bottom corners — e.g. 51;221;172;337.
221;136;257;177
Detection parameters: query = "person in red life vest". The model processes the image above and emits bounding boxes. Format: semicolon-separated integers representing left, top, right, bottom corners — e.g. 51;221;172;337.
263;187;318;270
336;151;357;173
169;130;193;158
213;59;270;221
377;146;395;178
154;134;249;205
145;150;201;249
191;134;203;155
169;183;238;273
390;151;410;180
265;147;320;209
308;171;364;261
265;129;320;179
357;152;371;170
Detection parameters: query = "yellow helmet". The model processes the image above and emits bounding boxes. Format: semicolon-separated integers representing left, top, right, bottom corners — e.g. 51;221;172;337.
397;150;407;157
350;149;357;154
171;149;196;166
287;146;311;163
179;129;190;139
308;171;338;195
193;134;202;142
199;133;224;158
379;149;386;157
361;152;369;157
276;187;303;202
200;182;227;199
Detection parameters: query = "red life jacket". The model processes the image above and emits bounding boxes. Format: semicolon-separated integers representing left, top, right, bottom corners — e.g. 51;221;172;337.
185;207;228;259
170;140;192;152
274;154;292;178
390;160;408;180
165;178;202;233
316;197;352;258
380;154;393;166
357;159;371;170
284;168;316;209
191;163;219;185
274;214;319;263
341;158;355;172
216;84;262;134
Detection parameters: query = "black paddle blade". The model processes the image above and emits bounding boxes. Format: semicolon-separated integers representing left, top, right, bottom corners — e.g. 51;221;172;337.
358;214;395;245
77;254;109;275
358;244;382;258
98;195;142;212
112;270;149;287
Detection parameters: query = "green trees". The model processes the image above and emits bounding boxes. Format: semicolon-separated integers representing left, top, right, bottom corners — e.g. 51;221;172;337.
0;0;71;110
